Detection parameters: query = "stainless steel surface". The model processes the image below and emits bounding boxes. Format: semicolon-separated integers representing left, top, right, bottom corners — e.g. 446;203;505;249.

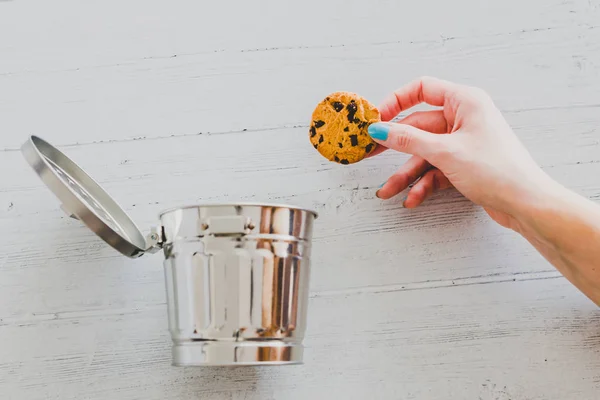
159;202;318;218
60;204;79;220
161;204;316;366
22;135;318;366
144;227;164;255
21;136;148;258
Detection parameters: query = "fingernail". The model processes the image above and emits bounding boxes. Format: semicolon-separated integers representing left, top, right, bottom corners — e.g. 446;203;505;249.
376;182;386;198
400;196;407;208
368;123;390;141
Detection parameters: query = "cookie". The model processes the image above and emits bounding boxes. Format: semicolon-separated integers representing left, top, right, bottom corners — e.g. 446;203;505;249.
309;91;380;164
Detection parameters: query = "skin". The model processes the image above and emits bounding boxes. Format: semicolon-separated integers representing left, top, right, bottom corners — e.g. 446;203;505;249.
367;76;600;305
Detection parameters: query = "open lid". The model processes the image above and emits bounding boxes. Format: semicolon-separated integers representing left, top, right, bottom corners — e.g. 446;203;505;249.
21;136;151;258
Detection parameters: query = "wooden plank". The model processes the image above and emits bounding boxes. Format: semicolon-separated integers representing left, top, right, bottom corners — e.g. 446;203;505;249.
0;278;597;400
1;0;596;73
0;106;598;322
0;20;599;149
2;1;600;399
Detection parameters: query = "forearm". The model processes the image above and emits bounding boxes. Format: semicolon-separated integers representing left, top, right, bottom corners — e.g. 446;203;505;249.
512;179;600;305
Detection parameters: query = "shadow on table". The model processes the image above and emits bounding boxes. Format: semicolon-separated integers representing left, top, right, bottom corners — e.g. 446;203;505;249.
168;365;299;398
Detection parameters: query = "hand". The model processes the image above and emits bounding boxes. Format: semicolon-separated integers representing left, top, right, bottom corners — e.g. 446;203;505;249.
367;76;556;229
367;76;600;305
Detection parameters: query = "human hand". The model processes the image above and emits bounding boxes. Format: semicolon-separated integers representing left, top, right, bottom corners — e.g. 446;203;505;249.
367;76;557;229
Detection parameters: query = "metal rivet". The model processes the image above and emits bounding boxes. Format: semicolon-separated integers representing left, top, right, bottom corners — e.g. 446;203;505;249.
201;223;209;230
247;221;255;230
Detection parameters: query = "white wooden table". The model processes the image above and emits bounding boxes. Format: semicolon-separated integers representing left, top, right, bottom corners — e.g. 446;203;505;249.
1;1;599;399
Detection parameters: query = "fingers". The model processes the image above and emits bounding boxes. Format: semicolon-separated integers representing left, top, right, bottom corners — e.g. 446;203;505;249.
376;156;431;199
365;110;448;158
403;168;453;208
379;76;459;121
368;122;449;161
398;110;449;134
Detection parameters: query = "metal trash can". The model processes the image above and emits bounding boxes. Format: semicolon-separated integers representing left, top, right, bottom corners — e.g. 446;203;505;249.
22;136;317;366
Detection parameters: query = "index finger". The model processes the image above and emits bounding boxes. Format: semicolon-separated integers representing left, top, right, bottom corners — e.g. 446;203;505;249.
378;76;458;121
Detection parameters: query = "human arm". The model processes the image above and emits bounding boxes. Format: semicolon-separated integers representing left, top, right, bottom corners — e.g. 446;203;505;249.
367;76;600;305
511;179;600;304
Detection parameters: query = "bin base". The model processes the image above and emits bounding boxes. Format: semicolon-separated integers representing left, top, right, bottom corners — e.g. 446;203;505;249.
172;341;304;366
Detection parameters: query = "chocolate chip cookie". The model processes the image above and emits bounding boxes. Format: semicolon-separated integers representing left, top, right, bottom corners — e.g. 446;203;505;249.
309;92;380;164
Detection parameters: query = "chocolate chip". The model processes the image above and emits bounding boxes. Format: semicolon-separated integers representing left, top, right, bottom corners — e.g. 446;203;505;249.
338;143;343;148
314;120;325;128
365;143;374;153
352;118;361;124
310;126;317;137
313;143;318;149
343;127;349;132
346;102;358;122
332;102;344;112
334;155;340;162
340;159;349;165
350;135;358;146
319;135;324;144
358;121;367;129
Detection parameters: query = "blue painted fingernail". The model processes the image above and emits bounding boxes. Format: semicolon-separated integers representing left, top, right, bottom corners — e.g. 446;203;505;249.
368;123;389;141
378;182;386;188
401;196;408;207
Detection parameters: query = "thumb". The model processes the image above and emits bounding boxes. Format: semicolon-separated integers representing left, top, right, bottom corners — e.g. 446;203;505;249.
368;122;446;159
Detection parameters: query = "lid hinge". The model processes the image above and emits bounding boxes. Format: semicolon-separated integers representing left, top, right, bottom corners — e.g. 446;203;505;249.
144;226;164;254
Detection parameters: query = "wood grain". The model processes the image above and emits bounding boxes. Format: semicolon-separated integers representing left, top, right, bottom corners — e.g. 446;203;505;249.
1;0;600;399
1;279;599;400
1;2;599;149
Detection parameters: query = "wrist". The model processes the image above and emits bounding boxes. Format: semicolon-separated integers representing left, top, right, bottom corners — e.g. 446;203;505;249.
503;172;567;236
503;173;600;306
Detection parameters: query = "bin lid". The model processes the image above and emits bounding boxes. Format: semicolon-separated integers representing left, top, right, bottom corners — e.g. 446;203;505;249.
21;136;149;258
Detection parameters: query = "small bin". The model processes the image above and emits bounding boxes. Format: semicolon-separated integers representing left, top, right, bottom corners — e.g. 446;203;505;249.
22;136;317;366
